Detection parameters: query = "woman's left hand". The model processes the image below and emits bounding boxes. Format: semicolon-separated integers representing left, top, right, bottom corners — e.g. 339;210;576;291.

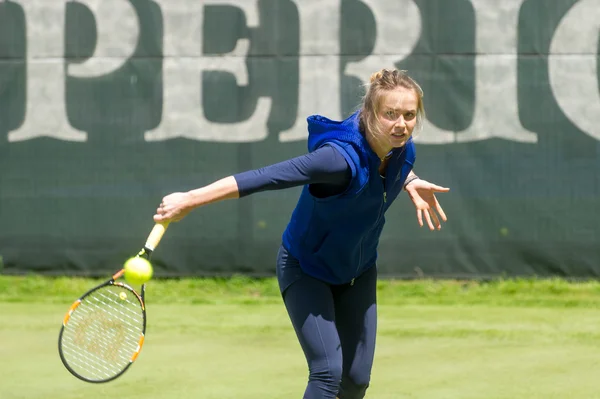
405;179;450;230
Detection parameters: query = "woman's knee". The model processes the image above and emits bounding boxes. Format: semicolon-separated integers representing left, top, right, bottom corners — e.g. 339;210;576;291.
308;360;343;394
338;374;370;399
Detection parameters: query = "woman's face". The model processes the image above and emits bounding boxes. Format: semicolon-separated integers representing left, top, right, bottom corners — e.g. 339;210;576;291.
376;87;419;149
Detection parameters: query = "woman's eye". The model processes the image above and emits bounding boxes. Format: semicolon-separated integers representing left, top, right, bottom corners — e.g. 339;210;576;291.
386;110;396;118
405;112;415;120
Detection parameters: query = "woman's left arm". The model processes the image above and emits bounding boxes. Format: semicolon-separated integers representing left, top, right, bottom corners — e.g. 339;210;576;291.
403;171;450;230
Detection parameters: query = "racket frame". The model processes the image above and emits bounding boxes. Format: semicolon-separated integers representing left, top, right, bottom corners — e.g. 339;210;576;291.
58;264;148;383
57;222;168;383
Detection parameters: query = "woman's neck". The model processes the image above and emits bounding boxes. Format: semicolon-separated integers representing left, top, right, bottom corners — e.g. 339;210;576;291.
365;131;392;161
359;114;392;161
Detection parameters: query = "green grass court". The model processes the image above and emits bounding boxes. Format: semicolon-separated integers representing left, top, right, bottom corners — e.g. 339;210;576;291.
2;276;600;398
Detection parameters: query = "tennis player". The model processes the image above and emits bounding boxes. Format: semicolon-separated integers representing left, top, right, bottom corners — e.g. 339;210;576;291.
154;68;449;399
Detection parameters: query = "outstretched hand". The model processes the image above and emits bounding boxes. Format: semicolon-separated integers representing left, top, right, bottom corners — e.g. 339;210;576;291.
405;179;450;230
153;176;241;224
154;192;193;223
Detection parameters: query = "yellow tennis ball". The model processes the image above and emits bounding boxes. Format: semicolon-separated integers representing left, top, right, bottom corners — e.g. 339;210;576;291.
124;256;153;285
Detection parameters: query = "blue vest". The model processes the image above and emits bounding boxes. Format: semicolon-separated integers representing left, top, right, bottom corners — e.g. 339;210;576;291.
281;111;416;284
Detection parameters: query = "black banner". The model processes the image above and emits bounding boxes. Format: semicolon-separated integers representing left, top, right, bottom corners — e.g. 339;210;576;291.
1;0;599;278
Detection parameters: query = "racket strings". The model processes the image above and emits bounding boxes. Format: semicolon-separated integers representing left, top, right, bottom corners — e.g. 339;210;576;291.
60;285;144;381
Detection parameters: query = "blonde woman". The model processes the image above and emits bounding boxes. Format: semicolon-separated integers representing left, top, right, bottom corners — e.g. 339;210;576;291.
155;69;449;398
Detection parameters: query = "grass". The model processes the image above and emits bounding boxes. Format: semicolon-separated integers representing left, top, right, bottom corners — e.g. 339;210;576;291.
1;276;600;398
3;274;600;307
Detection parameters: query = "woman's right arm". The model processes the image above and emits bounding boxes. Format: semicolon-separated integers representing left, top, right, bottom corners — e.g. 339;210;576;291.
153;176;240;223
153;145;351;224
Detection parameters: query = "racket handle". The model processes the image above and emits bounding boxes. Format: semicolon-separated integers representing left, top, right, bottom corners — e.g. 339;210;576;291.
145;222;170;252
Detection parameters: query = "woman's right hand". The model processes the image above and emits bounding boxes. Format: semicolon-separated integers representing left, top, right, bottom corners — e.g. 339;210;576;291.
153;176;241;223
154;192;194;223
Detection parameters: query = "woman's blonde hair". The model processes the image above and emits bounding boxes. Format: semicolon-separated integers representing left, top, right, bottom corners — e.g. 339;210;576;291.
359;69;425;143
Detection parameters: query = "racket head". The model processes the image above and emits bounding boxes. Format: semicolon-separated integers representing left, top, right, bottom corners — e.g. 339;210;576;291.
58;281;146;383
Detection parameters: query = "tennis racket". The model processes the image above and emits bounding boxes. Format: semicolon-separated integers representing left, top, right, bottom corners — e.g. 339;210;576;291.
58;222;169;383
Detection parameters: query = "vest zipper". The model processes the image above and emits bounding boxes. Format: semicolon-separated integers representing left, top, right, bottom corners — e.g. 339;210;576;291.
353;236;364;285
352;180;386;286
382;170;387;203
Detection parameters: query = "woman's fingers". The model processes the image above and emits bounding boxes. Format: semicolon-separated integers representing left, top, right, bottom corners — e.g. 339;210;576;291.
430;184;450;192
154;200;175;222
434;196;448;222
429;208;441;230
416;201;444;230
423;208;435;230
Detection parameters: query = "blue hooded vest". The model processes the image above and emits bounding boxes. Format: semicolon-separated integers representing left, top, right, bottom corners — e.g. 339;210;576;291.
281;111;416;284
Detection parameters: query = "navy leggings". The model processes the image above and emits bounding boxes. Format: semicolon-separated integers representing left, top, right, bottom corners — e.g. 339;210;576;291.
277;246;377;399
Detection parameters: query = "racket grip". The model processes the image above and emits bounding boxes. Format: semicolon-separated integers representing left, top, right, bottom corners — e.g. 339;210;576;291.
145;222;170;252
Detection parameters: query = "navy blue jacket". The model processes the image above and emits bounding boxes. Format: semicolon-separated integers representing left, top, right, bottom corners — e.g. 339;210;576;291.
282;111;416;284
